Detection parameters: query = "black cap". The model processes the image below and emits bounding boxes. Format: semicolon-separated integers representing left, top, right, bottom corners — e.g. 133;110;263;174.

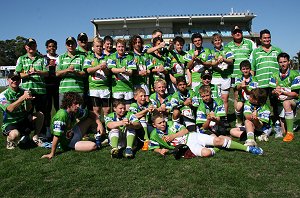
231;25;242;34
8;71;21;80
77;33;88;40
25;38;37;46
65;37;76;44
201;69;212;78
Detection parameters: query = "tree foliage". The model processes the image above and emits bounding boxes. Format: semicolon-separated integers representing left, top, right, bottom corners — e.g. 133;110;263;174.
0;36;27;66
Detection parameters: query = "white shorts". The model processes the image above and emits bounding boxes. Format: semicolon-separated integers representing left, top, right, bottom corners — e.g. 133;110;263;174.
113;91;133;100
191;82;201;92
186;132;214;156
134;84;150;96
211;77;231;94
89;89;110;98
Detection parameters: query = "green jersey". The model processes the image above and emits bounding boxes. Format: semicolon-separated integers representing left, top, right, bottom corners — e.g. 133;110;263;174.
168;49;188;78
185;47;212;83
149;93;172;110
105;111;139;132
56;52;86;93
0;87;27;131
76;46;93;57
148;52;171;84
107;52;136;93
269;69;300;102
132;52;150;85
15;53;47;94
51;108;89;150
243;101;271;125
210;46;234;78
226;38;256;77
83;53;110;90
235;75;258;102
149;121;188;150
251;46;282;88
194;83;220;100
196;98;225;125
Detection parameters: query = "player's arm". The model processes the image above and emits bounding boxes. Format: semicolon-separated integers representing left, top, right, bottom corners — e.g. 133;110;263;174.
6;91;33;112
153;148;169;155
164;128;189;142
41;135;59;159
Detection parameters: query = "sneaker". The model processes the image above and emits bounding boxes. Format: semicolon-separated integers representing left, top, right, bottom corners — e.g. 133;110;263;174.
101;138;109;146
6;140;16;149
124;148;133;158
32;135;44;147
257;134;269;142
283;132;294;142
18;135;30;144
141;140;149;151
275;131;283;139
111;148;119;158
244;139;257;147
248;146;263;155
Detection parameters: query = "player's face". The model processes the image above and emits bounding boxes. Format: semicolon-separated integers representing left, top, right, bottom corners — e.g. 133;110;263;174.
114;104;126;117
278;57;290;72
241;67;251;76
46;43;57;55
153;117;166;131
8;77;21;89
104;41;113;52
25;44;37;54
200;91;212;103
193;37;202;48
153;32;162;39
93;42;103;55
154;82;166;96
116;43;125;56
66;42;77;53
134;92;146;105
175;42;184;53
201;76;212;85
260;33;271;47
232;31;243;41
213;37;222;49
70;103;80;113
249;95;258;105
134;38;142;52
78;38;88;48
177;81;187;93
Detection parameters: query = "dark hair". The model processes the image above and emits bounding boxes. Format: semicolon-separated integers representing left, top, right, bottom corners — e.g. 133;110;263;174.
45;39;57;47
176;76;187;85
277;52;290;62
173;36;185;45
103;35;113;44
61;92;83;109
151;111;166;123
153;36;163;46
240;60;251;70
191;33;202;42
259;29;271;38
152;29;163;35
129;35;144;51
250;88;267;105
113;99;126;108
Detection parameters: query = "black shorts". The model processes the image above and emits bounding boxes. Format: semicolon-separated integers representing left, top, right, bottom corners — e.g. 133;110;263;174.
2;117;34;136
68;125;83;149
89;96;110;107
238;127;264;141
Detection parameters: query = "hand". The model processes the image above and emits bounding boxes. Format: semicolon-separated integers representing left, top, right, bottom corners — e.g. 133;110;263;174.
67;65;75;73
159;148;169;155
158;65;165;72
122;118;130;126
148;105;155;112
164;134;175;142
99;62;107;70
41;153;54;159
183;98;192;106
159;41;166;49
217;56;224;63
22;90;34;101
241;80;247;88
194;50;199;57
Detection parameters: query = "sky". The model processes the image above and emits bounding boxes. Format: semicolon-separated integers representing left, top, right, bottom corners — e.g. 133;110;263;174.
1;0;299;57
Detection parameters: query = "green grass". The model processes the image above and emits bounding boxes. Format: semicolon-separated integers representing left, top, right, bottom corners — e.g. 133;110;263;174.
1;88;300;197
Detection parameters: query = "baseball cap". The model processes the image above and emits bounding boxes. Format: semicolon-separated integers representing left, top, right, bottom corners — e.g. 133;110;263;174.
77;33;88;41
8;71;21;81
25;38;37;46
201;69;212;78
231;25;242;34
65;37;76;44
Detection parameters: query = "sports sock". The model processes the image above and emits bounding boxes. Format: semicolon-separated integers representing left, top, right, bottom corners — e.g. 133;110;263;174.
247;132;254;140
235;110;243;123
222;139;247;151
110;137;118;148
285;111;294;133
126;130;135;148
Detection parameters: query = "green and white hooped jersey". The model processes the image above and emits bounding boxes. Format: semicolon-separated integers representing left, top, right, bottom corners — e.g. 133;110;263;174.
225;38;256;78
251;46;282;88
15;53;47;94
185;48;212;84
107;52;137;93
0;87;27;131
149;121;188;150
83;53;110;90
56;52;86;93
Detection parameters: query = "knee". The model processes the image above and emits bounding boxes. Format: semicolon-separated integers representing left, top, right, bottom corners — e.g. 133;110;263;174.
173;109;180;118
8;129;20;140
201;148;213;157
213;137;223;147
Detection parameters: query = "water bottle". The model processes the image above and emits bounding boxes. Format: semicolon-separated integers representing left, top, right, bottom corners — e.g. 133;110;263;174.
95;132;102;149
274;120;283;138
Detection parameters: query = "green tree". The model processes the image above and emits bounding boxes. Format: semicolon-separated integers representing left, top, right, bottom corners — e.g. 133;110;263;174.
0;36;27;66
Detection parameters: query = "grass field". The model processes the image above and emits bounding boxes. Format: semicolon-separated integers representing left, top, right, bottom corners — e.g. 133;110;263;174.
1;88;300;197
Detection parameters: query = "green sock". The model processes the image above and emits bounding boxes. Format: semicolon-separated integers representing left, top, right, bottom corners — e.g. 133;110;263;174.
143;126;149;140
213;147;220;153
285;111;294;133
110;136;118;148
228;140;247;151
126;134;135;148
247;132;254;140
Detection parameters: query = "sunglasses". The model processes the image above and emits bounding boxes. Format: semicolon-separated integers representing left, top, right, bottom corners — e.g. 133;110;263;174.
11;77;21;82
202;76;212;80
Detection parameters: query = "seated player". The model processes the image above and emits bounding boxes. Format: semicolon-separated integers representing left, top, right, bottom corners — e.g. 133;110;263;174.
230;88;272;146
196;85;227;138
41;92;104;159
270;52;300;142
149;79;172;114
234;60;258;127
170;76;199;131
194;69;219;100
149;112;263;157
105;99;142;158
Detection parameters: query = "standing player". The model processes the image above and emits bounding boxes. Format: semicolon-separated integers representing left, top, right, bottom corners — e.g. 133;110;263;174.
103;35;115;56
